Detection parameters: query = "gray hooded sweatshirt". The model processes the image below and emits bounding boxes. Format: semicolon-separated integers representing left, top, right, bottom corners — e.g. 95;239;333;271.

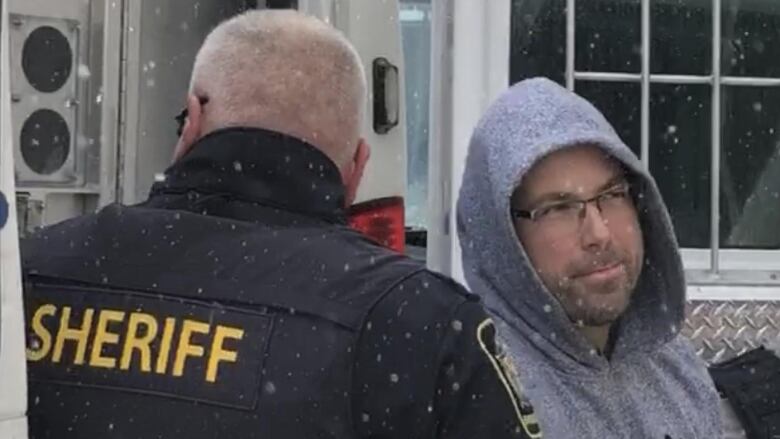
457;78;722;439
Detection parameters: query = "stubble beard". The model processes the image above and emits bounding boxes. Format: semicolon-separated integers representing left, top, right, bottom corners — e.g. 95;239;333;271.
545;257;641;327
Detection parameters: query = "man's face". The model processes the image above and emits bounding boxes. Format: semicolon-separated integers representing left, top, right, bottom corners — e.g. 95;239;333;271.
511;146;644;327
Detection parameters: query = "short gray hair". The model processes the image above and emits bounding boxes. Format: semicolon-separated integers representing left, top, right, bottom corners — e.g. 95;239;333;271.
190;10;367;167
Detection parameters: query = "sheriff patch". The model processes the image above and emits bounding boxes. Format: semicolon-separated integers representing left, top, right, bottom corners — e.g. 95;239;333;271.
477;319;542;438
25;283;272;409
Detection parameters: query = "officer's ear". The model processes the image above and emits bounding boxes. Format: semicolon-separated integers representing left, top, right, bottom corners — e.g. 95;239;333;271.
172;94;206;163
343;139;370;207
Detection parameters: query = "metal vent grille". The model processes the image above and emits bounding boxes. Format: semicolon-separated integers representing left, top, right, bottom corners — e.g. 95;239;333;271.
10;14;81;185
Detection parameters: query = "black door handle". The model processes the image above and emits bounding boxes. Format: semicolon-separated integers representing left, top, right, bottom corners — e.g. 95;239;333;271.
372;57;400;134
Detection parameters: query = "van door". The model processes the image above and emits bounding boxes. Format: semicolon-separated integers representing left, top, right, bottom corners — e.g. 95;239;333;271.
0;0;30;435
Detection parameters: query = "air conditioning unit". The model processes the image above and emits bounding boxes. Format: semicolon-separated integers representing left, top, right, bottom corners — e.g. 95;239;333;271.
9;14;81;186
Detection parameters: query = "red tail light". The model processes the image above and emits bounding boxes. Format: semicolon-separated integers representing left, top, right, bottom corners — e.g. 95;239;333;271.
348;196;405;253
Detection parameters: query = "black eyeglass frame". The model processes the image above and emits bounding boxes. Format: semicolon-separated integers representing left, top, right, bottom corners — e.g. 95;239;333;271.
511;181;633;222
174;96;210;137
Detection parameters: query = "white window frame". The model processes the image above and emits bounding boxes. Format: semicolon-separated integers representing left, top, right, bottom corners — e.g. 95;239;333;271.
432;0;780;296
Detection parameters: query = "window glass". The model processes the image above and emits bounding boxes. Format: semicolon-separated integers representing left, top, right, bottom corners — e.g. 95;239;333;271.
721;86;780;249
576;0;640;73
400;0;432;229
651;0;711;75
649;84;712;248
723;0;780;77
510;0;566;85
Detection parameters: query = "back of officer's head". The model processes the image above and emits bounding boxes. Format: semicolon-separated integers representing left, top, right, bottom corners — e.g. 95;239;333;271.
188;10;367;169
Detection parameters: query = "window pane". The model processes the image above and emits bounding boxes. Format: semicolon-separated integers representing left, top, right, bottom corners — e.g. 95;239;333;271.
721;86;780;249
400;1;431;228
510;0;566;85
576;0;640;73
575;81;641;157
650;84;711;248
650;0;711;75
723;0;780;77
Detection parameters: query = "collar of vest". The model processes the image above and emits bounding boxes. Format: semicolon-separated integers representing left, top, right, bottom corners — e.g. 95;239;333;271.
150;127;347;221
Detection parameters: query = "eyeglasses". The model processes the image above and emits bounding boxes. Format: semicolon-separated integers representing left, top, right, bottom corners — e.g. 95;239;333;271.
511;182;634;230
174;96;210;137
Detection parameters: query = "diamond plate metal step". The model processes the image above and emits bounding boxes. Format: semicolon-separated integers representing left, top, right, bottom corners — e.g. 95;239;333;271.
684;300;780;364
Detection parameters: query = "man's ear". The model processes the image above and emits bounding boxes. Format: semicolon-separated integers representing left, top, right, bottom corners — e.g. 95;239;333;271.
344;139;370;207
172;94;205;162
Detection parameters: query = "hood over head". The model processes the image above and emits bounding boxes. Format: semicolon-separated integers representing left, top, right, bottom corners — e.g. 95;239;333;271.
457;77;686;367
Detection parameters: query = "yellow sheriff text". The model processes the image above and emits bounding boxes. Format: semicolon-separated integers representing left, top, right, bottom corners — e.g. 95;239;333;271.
26;303;244;383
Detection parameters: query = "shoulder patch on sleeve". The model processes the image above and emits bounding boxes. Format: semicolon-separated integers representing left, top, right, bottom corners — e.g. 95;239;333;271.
477;318;543;438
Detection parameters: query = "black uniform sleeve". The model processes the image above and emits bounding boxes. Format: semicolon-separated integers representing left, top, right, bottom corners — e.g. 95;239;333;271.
351;272;541;439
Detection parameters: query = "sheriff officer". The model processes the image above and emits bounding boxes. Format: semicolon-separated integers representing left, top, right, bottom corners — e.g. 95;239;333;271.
23;9;541;439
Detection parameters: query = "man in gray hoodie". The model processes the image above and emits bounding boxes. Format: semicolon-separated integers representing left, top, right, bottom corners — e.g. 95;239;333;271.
457;77;722;438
